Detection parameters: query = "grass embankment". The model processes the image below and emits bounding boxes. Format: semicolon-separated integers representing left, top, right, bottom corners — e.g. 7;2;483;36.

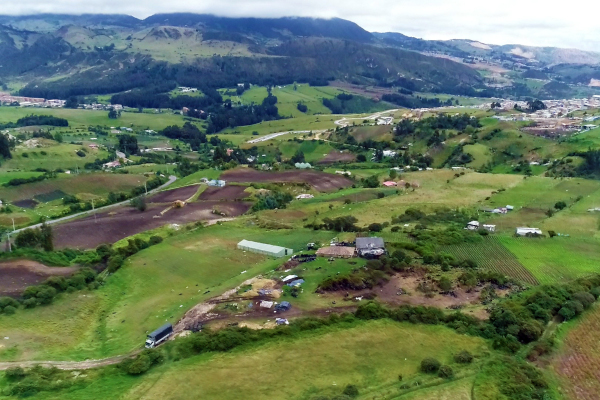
8;320;486;400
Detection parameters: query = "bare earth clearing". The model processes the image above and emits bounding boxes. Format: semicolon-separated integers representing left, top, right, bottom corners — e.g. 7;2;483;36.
147;185;199;203
0;260;78;297
221;168;353;192
53;201;251;249
318;150;357;164
198;185;249;201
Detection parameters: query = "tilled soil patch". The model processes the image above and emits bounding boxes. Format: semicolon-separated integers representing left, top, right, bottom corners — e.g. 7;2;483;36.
148;185;199;203
198;185;249;201
221;168;352;192
53;201;252;249
318;150;357;164
0;259;78;297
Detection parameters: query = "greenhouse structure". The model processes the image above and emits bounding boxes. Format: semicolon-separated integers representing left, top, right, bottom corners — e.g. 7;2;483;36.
237;239;293;258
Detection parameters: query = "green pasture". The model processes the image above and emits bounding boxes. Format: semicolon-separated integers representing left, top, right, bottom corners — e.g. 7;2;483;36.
6;320;487;400
0;107;184;130
1;142;110;172
498;236;600;285
221;84;342;117
464;143;491;169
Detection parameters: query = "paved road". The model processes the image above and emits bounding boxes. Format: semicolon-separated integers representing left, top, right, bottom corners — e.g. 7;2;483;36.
9;175;177;236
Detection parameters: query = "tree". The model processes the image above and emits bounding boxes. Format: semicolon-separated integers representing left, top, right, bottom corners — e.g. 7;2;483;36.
438;276;452;292
368;223;383;232
438;365;454;378
554;201;567;210
291;150;305;163
356;154;366;162
0;133;12;159
118;134;139;155
14;228;40;249
343;385;359;397
130;196;147;212
421;358;441;373
65;96;79;109
39;223;54;252
389;169;398;180
108;108;120;119
454;350;473;364
297;103;308;113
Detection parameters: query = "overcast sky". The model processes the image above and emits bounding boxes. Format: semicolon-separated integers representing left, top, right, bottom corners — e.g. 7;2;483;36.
3;0;600;52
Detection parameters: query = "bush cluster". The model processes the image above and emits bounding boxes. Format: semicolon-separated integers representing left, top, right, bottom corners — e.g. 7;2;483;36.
120;349;164;375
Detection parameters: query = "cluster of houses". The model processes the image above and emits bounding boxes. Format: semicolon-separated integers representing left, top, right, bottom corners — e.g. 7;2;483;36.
0;93;65;108
315;237;386;259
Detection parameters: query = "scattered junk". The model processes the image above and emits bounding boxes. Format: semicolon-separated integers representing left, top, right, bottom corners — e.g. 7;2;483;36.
307;242;318;250
208;179;226;187
316;246;356;258
515;227;543;237
491;207;508;214
281;275;298;283
356;237;386;258
258;289;273;296
275;301;292;312
290;254;317;263
483;224;496;232
296;194;314;199
466;221;480;230
237;240;293;258
276;318;289;325
260;300;274;309
287;279;305;287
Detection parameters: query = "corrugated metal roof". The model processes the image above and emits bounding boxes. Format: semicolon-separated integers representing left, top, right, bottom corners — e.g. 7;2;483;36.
238;239;290;254
356;237;385;250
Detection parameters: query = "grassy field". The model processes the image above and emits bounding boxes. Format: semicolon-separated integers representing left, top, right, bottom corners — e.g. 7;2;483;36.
221;84;342;117
0;141;110;172
498;236;600;285
16;320;486;400
464;143;491;169
0;107;184;131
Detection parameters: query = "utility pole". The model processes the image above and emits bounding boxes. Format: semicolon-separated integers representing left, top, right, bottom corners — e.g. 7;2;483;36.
145;181;148;195
11;218;15;232
7;232;11;253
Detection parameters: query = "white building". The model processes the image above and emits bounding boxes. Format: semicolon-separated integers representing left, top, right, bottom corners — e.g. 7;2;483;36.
516;227;543;236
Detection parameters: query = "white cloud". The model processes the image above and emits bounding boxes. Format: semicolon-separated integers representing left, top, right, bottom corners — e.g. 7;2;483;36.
2;0;600;51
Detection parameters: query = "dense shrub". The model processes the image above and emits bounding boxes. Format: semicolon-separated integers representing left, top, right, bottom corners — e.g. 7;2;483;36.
342;384;359;397
120;349;164;375
438;365;454;378
454;350;473;364
420;358;441;373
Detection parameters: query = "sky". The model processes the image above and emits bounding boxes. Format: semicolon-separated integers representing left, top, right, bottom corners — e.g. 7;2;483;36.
2;0;600;52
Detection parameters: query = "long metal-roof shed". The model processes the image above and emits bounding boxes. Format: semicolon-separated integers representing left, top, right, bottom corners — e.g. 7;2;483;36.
237;239;293;258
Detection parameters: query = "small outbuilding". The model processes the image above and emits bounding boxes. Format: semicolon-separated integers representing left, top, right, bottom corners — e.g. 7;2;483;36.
466;221;480;230
208;179;226;187
483;224;496;232
237;240;293;258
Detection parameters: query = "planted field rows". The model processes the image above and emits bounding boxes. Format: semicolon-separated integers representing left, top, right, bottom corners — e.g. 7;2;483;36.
555;305;600;400
441;237;539;285
498;237;600;285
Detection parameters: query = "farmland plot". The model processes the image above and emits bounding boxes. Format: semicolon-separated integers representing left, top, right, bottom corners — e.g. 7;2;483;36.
499;237;600;285
441;237;538;285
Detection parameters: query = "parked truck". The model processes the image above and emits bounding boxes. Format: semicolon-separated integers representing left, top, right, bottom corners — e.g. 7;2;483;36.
145;323;173;348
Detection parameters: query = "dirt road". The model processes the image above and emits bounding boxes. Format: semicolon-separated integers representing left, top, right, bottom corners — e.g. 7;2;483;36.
0;351;140;371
